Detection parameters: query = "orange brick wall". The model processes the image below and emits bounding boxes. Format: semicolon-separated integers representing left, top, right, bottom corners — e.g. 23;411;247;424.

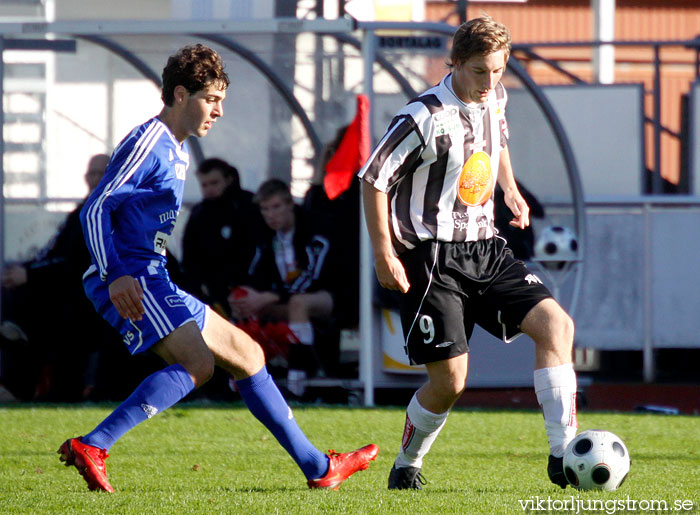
426;0;700;187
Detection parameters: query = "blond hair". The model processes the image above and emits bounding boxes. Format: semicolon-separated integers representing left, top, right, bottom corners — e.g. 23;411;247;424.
449;15;511;67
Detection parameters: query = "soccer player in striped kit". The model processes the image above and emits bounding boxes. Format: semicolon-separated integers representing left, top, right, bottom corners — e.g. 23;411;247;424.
359;17;576;490
57;44;377;493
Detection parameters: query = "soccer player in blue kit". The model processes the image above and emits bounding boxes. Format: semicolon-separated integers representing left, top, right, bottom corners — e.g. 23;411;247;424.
57;44;377;493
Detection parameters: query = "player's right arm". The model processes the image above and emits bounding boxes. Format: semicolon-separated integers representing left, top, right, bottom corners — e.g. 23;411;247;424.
361;183;410;293
81;172;147;320
81;181;146;320
108;275;145;321
357;106;429;293
80;131;157;320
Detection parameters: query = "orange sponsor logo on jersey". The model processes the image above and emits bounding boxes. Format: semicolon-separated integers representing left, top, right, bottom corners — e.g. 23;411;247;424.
457;151;493;207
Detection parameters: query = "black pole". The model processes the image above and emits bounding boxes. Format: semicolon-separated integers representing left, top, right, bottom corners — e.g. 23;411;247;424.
0;37;5;322
653;45;663;193
457;0;467;25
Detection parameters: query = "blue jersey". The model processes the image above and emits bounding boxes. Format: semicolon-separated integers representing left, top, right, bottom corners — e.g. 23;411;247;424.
81;117;189;283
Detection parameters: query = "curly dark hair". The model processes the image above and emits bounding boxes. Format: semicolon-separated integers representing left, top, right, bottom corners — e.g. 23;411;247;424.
161;44;230;106
448;15;511;67
196;157;240;191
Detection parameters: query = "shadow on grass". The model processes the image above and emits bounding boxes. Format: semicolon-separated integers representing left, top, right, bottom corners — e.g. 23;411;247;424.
0;400;408;413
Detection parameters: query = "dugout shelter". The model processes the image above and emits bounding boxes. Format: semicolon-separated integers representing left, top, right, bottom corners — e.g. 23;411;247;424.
17;15;691;405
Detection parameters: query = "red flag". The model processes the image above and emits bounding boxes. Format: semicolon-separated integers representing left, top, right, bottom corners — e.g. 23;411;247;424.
323;94;370;200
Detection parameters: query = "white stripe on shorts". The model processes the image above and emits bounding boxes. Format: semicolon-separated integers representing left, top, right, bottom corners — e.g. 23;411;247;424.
405;241;441;346
127;319;145;353
139;276;174;339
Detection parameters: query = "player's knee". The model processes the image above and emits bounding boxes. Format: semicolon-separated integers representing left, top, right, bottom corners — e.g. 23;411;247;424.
563;312;575;343
447;380;466;400
433;375;466;400
552;310;574;348
229;326;266;373
247;339;266;367
187;354;215;387
532;302;574;346
536;309;574;359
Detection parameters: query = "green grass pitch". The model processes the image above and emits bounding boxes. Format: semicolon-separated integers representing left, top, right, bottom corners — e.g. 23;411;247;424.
0;403;698;514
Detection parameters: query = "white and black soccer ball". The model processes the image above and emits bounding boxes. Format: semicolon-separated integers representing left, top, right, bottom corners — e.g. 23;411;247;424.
563;430;631;491
535;226;579;269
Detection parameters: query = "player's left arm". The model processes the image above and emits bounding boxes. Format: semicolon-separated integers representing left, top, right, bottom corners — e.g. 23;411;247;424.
497;145;530;230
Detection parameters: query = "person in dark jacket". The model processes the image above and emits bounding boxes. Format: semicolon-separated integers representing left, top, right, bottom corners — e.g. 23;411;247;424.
230;179;336;395
1;154;110;401
181;158;261;315
303;125;361;328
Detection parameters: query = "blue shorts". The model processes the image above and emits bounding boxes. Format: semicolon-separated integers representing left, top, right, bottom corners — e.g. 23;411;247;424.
84;264;208;355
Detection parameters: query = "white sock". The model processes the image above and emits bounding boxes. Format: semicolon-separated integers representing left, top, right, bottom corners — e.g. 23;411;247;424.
287;369;306;397
288;322;314;346
394;393;449;469
534;363;578;457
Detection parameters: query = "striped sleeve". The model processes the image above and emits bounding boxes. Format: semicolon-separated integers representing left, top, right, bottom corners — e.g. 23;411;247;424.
358;107;428;193
80;122;164;283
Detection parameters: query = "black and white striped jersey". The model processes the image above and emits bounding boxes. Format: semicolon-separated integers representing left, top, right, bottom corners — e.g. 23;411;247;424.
358;74;509;254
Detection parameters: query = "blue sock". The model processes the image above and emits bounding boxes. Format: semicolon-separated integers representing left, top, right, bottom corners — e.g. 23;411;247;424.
82;364;195;451
236;366;329;480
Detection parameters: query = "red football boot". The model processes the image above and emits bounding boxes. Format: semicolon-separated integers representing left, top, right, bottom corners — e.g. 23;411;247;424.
57;437;114;493
307;444;379;490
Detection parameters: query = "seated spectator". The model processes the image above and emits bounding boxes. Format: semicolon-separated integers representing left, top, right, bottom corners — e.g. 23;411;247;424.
304;125;361;329
1;154;111;401
229;179;336;396
182;158;260;315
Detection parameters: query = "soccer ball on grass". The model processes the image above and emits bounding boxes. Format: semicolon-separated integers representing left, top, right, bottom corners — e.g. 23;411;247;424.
563;430;631;491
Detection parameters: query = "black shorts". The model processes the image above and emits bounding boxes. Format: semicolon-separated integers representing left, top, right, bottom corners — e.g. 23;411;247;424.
398;237;553;365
